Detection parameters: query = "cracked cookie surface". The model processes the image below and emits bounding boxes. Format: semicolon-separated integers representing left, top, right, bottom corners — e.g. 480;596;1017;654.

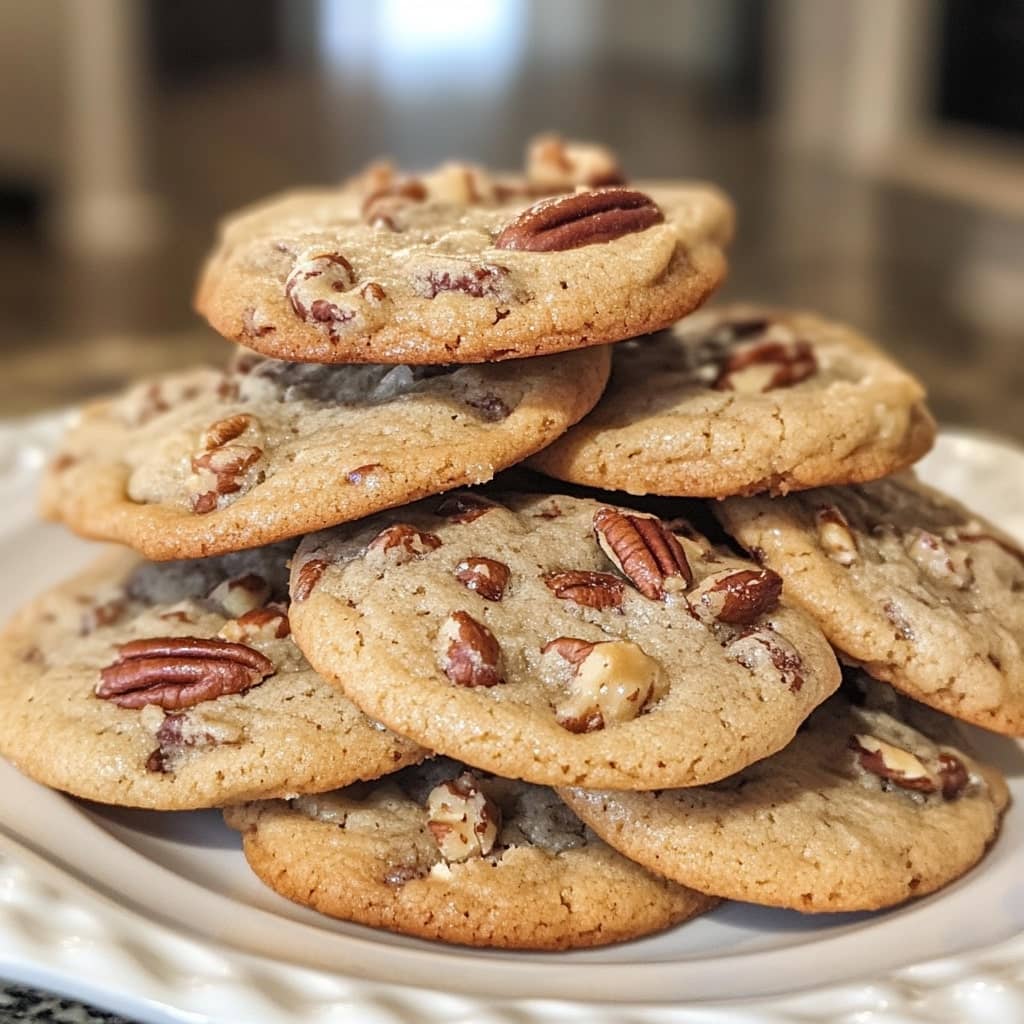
716;475;1024;735
194;148;732;364
0;545;424;809
40;346;609;560
288;492;840;789
529;306;935;497
562;671;1008;912
225;756;716;949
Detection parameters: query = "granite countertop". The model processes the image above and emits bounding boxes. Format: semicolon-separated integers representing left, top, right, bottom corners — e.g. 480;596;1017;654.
0;987;130;1023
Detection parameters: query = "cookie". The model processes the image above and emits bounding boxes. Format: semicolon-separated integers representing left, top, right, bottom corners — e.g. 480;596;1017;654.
562;670;1008;913
194;143;733;365
0;545;424;809
224;756;716;949
287;492;840;789
529;306;936;497
40;345;609;561
716;475;1024;735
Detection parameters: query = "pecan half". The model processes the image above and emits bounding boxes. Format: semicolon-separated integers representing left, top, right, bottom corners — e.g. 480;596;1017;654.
435;493;496;524
293;558;330;602
367;523;442;565
438;611;503;687
593;508;692;599
542;570;624;610
97;637;274;710
714;338;817;392
850;734;937;793
455;557;510;601
688;568;782;625
494;188;663;252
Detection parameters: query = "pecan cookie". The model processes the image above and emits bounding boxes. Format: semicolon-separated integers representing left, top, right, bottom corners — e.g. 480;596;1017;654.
529;306;936;497
562;671;1008;912
40;345;609;560
716;475;1024;735
224;756;716;949
194;141;732;364
287;493;840;789
0;546;424;809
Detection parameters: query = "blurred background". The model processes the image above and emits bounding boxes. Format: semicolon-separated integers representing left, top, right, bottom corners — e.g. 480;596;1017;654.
1;0;1022;437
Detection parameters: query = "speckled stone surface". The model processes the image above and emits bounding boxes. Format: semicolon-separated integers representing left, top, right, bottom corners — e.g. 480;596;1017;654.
0;986;132;1023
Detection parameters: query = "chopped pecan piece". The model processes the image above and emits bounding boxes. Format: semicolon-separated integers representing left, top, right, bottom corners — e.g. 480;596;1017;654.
293;558;330;602
201;413;254;450
346;463;383;484
285;250;358;323
714;338;817;392
361;178;427;226
688;568;782;625
494;188;663;252
426;772;501;863
416;263;509;299
554;640;667;733
435;493;496;524
97;637;274;710
905;530;972;587
79;598;126;636
541;636;595;667
207;573;270;618
438;611;503;687
455;557;510;601
938;752;970;800
367;523;442;566
465;393;511;421
850;734;937;793
542;570;624;610
526;134;624;190
728;627;804;691
816;506;858;565
219;603;290;643
593;508;692;599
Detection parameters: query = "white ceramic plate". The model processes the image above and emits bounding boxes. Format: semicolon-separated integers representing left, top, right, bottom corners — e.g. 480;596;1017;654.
1;414;1023;1024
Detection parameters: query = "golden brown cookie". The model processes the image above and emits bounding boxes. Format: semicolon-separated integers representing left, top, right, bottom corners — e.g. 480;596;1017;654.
288;492;840;790
41;346;609;560
530;306;935;497
225;757;716;949
716;475;1024;735
0;545;424;809
194;144;732;364
562;671;1008;913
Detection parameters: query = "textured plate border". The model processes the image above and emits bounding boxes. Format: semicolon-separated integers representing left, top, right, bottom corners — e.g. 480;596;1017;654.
0;412;1022;1024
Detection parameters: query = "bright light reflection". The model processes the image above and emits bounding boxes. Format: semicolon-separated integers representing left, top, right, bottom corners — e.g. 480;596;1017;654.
319;0;525;94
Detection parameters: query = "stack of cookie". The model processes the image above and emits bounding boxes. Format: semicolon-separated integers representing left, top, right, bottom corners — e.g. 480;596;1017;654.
1;137;1018;951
